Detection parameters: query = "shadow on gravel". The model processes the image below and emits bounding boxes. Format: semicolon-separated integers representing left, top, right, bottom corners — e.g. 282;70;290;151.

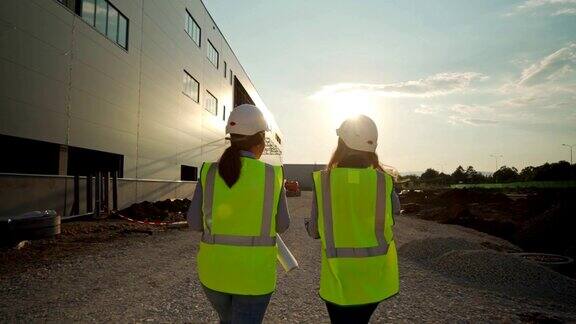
398;237;576;307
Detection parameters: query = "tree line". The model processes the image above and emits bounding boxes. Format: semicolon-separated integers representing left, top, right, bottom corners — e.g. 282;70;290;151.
400;161;576;185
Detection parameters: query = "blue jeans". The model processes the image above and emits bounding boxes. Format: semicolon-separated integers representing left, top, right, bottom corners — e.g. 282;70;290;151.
202;285;272;324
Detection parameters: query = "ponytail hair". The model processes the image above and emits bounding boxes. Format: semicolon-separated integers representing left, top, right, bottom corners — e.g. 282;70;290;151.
218;131;266;188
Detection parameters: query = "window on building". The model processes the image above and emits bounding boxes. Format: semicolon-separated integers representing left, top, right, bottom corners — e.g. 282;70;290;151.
222;105;226;121
207;40;219;68
68;146;124;177
0;134;60;175
106;5;118;41
185;10;201;46
81;0;95;25
183;70;199;102
118;15;128;48
205;91;218;115
80;0;129;50
229;69;233;85
181;165;198;181
94;0;107;33
224;61;227;78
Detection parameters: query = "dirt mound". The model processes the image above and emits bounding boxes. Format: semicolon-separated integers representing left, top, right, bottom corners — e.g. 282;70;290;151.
443;206;517;239
401;188;576;274
432;189;511;206
119;199;191;223
398;190;434;204
516;203;576;259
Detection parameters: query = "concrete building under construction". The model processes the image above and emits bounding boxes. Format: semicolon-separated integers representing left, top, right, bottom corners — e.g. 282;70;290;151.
0;0;283;218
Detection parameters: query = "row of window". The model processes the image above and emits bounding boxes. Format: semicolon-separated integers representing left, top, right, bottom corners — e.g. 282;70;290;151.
183;70;228;121
54;0;129;50
81;0;128;49
183;9;232;120
55;1;232;121
185;8;233;84
56;0;235;81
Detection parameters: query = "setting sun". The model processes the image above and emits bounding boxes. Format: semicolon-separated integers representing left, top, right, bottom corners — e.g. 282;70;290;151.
314;91;379;129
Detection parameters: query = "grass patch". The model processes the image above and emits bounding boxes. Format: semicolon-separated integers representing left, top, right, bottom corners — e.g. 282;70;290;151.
450;181;576;189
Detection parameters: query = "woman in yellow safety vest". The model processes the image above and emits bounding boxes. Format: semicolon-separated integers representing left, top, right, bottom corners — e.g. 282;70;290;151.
187;104;290;324
306;115;400;324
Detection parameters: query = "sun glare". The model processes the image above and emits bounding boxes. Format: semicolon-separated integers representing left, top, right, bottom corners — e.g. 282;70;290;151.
320;91;378;128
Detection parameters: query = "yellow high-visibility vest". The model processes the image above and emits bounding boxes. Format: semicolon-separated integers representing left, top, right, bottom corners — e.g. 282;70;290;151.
313;168;399;305
198;158;283;295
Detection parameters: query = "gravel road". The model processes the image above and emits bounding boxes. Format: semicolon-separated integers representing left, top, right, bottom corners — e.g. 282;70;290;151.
1;193;575;323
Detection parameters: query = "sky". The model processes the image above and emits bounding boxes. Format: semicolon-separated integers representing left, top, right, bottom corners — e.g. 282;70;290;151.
204;0;576;173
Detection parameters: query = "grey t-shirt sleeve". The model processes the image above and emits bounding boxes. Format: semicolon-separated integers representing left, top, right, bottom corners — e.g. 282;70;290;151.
306;182;320;239
276;187;290;234
391;190;400;225
186;181;204;232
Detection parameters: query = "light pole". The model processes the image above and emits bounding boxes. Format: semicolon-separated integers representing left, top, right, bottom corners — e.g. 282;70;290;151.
562;144;575;164
490;154;503;171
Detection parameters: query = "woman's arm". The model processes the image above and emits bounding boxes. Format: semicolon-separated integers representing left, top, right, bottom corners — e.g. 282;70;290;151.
391;190;400;225
305;182;320;239
276;187;291;233
186;182;204;232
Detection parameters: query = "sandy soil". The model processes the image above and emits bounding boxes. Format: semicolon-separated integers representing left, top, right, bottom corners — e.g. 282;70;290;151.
0;192;575;323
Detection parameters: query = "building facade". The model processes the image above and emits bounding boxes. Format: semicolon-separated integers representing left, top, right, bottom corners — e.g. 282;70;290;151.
284;164;326;191
0;0;282;217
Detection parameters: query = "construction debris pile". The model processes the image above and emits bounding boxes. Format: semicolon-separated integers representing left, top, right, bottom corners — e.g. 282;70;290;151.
399;188;576;264
399;237;576;306
119;199;191;223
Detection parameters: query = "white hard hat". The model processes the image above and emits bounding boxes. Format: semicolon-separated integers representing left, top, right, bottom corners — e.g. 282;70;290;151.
225;104;270;135
336;115;378;152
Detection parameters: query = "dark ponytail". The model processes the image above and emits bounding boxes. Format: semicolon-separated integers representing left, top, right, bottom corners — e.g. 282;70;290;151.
218;132;265;188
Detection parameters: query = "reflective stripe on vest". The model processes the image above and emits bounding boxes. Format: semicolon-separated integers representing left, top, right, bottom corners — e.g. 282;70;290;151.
201;163;277;246
320;170;388;258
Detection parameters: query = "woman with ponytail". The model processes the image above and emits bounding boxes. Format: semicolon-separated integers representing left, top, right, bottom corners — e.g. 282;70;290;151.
187;104;290;324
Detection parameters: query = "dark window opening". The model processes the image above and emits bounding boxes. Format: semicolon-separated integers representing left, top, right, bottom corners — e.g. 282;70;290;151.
233;76;255;107
181;165;198;181
0;134;60;175
68;146;123;176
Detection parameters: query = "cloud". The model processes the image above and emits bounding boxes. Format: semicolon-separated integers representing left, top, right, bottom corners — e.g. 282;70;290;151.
414;104;440;114
518;0;576;9
448;115;499;126
518;43;576;86
450;104;486;115
312;72;487;99
553;7;576;14
512;0;576;15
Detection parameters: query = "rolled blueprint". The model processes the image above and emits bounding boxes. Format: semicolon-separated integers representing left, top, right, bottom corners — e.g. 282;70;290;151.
277;234;299;272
